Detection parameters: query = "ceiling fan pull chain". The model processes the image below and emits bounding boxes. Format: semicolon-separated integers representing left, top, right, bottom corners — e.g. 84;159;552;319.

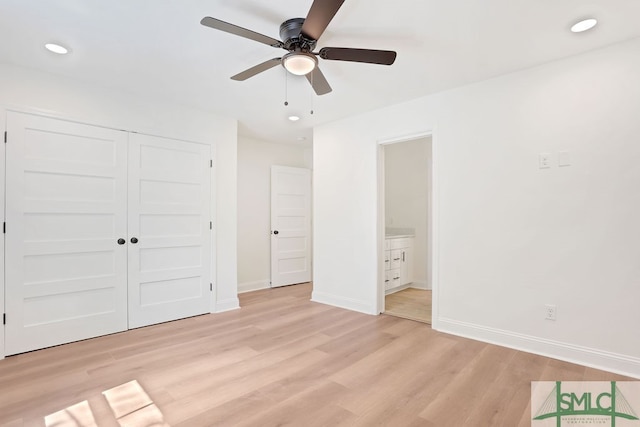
310;72;314;115
284;69;289;106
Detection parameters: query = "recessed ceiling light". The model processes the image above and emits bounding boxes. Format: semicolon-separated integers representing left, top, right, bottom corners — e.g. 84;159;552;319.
45;43;69;54
571;18;597;33
288;115;300;122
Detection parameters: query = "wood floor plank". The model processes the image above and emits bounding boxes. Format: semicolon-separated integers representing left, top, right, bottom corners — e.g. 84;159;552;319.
0;282;635;426
337;334;462;417
418;344;517;424
385;288;432;323
463;351;549;426
233;380;356;427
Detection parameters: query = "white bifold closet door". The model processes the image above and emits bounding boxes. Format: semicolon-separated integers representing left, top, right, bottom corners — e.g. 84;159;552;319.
4;112;212;355
127;133;211;329
5;112;129;355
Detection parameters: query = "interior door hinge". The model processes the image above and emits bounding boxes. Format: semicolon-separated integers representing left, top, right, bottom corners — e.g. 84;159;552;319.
210;221;212;230
210;283;213;292
210;159;213;168
2;222;5;234
4;131;6;143
3;313;5;325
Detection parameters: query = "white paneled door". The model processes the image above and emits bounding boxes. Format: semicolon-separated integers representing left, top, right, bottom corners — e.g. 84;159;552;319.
5;112;128;355
127;133;211;329
4;113;213;355
270;166;311;287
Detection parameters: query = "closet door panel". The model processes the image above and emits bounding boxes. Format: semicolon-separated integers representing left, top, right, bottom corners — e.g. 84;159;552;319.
5;112;128;355
128;133;211;329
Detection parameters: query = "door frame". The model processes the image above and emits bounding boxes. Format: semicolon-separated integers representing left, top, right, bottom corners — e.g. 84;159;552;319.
1;110;6;360
376;130;439;329
270;165;312;287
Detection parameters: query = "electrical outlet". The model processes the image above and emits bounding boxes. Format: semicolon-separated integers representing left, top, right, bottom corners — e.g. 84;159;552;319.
545;304;557;321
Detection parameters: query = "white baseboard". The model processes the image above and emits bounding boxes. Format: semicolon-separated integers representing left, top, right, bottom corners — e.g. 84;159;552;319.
214;297;240;313
311;290;377;315
385;283;411;295
238;279;270;294
436;317;640;379
385;281;430;295
410;280;430;290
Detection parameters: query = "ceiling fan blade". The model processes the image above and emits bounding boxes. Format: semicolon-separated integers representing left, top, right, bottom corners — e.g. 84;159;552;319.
319;47;397;65
201;17;284;48
300;0;345;41
231;58;282;81
305;67;332;95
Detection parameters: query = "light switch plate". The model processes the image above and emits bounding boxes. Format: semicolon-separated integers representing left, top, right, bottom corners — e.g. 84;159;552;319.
539;153;551;169
558;151;571;167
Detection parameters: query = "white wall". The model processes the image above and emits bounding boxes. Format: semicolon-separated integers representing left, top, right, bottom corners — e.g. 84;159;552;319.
237;137;311;293
0;63;239;322
385;138;430;287
313;37;640;377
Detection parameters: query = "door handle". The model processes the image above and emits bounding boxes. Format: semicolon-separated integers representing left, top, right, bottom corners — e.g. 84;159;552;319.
130;237;139;244
273;230;279;235
117;238;126;245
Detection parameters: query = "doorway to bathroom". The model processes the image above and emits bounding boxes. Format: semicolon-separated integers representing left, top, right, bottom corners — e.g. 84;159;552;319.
379;135;432;324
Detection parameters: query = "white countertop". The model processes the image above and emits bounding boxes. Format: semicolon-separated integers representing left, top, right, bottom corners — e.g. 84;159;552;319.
385;234;415;239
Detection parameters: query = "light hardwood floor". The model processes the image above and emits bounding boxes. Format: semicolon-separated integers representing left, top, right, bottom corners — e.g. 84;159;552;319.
385;288;432;323
0;283;633;426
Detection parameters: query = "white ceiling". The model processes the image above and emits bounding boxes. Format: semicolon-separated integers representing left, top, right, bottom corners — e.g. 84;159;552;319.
1;1;639;144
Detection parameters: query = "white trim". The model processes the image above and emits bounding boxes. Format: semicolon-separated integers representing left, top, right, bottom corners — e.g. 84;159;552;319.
430;125;440;330
213;297;240;313
376;130;438;322
436;318;640;379
209;143;217;313
0;108;6;360
385;283;412;295
409;281;429;290
0;104;210;146
311;290;377;315
378;131;435;146
386;281;430;295
376;144;386;313
238;280;270;293
270;165;312;287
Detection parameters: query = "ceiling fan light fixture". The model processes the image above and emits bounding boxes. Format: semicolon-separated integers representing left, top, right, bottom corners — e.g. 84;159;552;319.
283;51;317;76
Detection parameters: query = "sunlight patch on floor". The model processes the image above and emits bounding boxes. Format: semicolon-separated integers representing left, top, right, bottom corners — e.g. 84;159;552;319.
45;380;168;427
45;400;97;427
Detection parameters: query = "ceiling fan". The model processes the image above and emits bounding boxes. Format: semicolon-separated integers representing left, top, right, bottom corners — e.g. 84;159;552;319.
200;0;397;95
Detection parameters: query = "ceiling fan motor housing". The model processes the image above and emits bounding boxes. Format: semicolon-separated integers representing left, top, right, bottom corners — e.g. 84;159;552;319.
280;18;316;51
